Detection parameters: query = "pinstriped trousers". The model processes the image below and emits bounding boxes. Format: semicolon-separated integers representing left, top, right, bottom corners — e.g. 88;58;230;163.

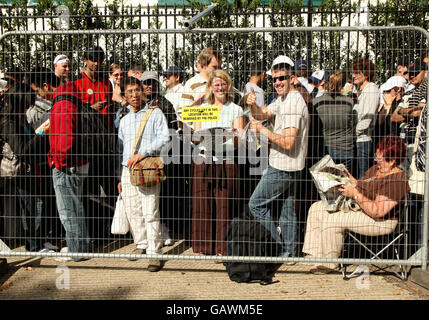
121;167;162;255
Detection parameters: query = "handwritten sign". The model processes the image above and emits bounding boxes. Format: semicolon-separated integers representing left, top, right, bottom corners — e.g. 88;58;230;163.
181;106;221;122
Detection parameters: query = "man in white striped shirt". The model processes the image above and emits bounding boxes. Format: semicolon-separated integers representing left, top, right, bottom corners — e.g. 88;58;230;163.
176;47;222;120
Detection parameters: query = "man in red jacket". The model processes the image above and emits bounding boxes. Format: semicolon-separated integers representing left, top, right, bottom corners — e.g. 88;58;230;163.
48;81;91;261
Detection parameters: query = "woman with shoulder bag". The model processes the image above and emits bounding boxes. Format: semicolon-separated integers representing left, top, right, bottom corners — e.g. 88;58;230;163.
0;83;50;252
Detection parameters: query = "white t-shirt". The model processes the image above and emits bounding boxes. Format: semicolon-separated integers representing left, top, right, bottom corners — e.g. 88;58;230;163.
243;82;265;107
197;101;244;162
164;83;184;114
267;90;309;172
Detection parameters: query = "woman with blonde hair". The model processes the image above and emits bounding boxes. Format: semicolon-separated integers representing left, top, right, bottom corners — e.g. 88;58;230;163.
191;70;245;259
313;71;356;170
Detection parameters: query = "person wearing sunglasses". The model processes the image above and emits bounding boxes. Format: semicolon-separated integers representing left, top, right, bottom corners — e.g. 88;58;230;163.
393;58;428;146
245;55;309;261
140;71;176;129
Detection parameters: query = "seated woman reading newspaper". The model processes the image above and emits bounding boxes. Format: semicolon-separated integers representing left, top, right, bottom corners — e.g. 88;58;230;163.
302;134;410;274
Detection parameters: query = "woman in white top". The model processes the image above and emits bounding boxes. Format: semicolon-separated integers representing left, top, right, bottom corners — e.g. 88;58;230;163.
109;64;124;104
192;70;245;258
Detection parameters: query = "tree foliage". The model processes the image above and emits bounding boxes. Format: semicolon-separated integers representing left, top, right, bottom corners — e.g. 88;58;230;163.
0;0;427;87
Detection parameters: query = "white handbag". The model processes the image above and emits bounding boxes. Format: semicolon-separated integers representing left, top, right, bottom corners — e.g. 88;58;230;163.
111;194;130;235
408;112;425;196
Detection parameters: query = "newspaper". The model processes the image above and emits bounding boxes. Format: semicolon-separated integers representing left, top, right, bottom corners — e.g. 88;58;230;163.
310;154;359;212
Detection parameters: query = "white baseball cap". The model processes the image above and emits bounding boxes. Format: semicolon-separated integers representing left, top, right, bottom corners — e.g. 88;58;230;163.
308;70;329;84
53;54;70;65
380;76;407;92
267;55;294;76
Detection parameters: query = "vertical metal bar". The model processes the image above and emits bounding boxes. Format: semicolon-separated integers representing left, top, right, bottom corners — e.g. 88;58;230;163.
423;35;429;270
307;0;313;70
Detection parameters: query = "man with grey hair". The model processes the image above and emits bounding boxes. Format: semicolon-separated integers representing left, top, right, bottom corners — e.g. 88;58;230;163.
127;64;144;81
53;54;71;85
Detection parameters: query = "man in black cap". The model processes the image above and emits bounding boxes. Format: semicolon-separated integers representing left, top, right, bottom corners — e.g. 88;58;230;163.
74;46;118;241
162;65;184;114
75;46;113;130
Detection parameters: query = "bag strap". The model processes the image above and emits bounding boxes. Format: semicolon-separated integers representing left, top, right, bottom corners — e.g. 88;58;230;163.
413;109;425;153
53;94;85;111
131;105;157;155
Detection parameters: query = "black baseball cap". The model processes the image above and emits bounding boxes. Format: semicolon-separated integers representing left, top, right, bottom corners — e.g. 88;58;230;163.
161;65;183;77
84;46;105;62
249;62;267;76
408;59;427;74
396;55;411;68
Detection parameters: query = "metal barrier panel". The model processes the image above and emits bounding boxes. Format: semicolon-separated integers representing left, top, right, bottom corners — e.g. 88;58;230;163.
0;26;428;273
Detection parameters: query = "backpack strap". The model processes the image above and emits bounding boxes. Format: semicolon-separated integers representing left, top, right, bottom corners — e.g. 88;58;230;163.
53;95;85;111
131;105;158;155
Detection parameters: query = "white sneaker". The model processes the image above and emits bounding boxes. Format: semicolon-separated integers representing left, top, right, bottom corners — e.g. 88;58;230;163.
161;224;174;246
55;247;72;262
282;252;296;266
38;248;55;254
164;238;174;246
44;242;59;251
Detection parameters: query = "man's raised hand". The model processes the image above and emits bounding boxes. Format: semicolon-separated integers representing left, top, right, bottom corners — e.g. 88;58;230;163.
246;87;257;106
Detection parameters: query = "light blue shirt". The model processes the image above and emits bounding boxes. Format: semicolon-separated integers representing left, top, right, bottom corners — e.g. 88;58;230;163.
118;104;170;167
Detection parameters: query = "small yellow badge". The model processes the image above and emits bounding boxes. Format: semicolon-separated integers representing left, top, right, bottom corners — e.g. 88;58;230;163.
182;106;221;122
87;88;94;95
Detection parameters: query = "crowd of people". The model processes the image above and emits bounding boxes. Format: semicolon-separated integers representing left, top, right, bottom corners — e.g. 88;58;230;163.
0;44;428;274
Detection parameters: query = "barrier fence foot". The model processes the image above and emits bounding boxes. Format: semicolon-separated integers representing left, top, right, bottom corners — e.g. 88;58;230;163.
0;258;7;276
410;267;429;290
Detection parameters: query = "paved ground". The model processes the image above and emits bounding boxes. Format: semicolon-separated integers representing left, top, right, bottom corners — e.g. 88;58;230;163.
1;241;429;302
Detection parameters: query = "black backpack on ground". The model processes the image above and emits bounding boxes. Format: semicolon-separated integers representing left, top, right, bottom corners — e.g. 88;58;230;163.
52;95;116;158
225;218;282;285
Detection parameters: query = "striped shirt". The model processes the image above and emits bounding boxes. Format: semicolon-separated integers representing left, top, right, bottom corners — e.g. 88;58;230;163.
416;105;427;172
176;73;208;120
408;77;428;108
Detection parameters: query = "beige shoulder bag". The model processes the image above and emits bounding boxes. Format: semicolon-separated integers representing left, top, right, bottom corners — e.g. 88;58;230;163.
129;106;166;187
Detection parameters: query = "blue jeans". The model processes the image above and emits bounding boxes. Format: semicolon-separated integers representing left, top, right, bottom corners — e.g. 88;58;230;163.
327;147;353;172
356;141;373;179
249;165;298;257
16;186;43;252
52;167;91;258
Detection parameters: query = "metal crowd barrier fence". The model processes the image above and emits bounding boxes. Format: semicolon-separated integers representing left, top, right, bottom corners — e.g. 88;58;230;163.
0;26;427;276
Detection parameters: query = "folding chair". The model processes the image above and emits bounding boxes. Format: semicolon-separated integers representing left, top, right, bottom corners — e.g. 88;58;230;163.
340;196;409;281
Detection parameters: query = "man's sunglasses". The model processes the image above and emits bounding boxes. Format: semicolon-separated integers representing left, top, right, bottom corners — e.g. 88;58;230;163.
142;80;157;86
272;75;291;82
